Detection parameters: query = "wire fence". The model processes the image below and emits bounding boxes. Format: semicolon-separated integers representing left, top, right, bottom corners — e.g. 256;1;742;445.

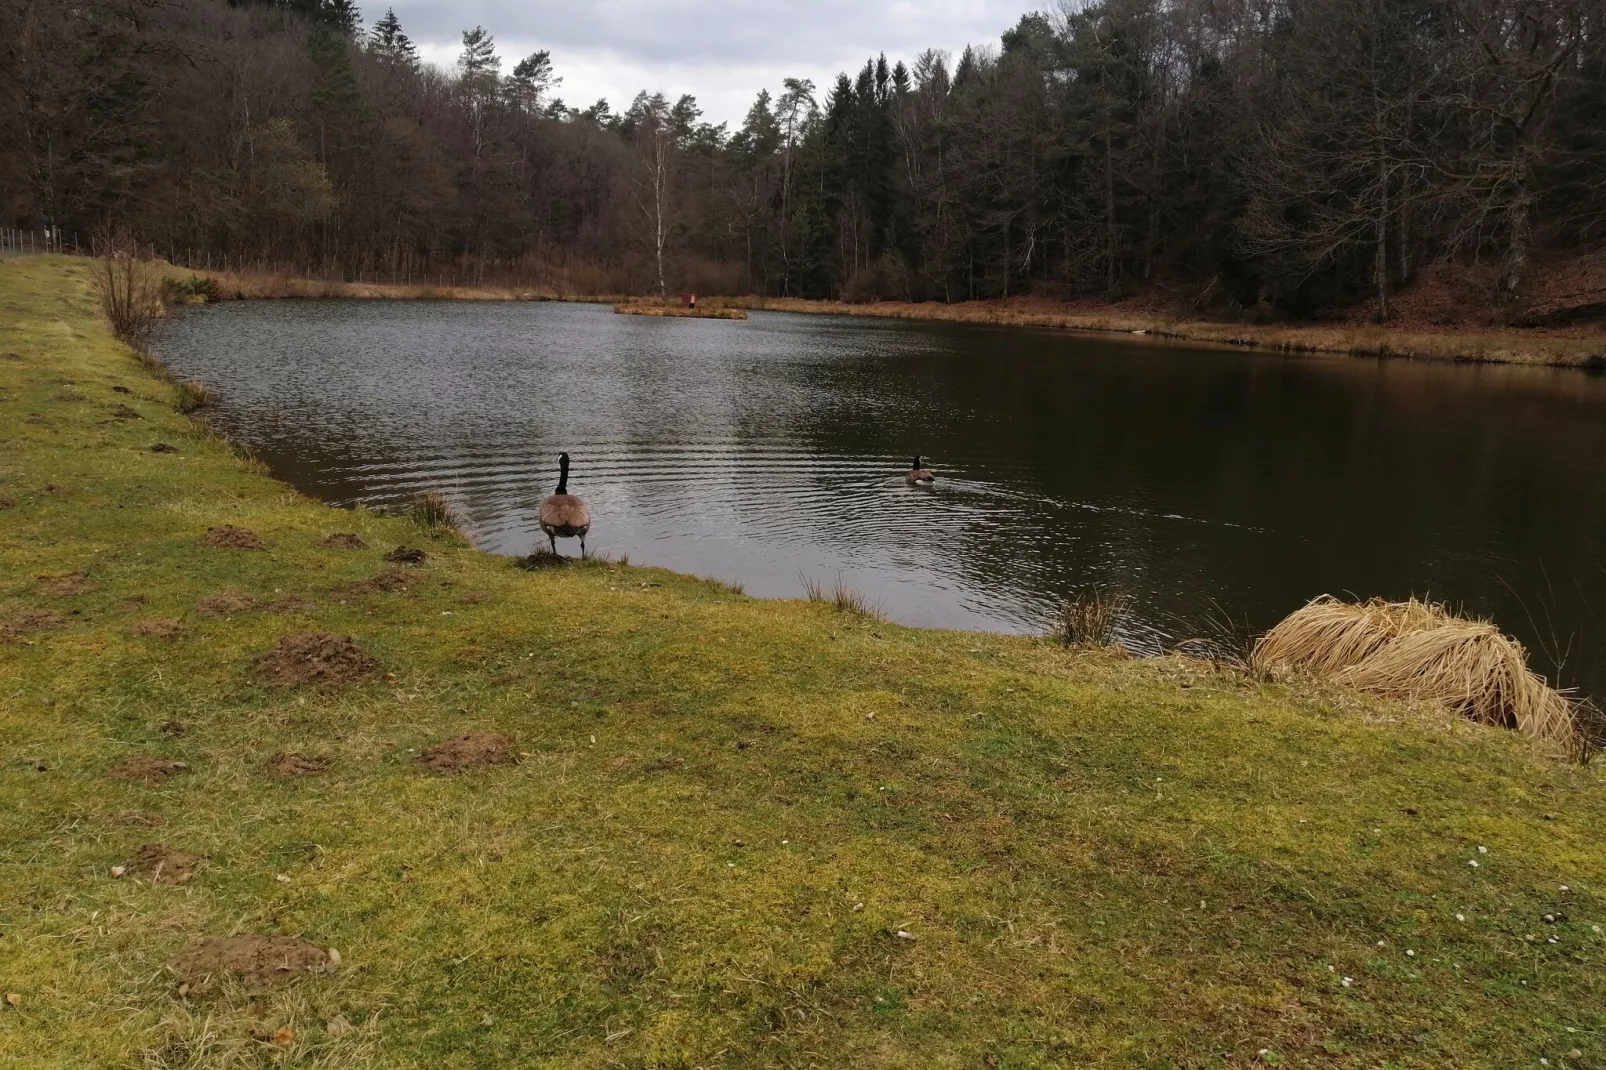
0;228;79;256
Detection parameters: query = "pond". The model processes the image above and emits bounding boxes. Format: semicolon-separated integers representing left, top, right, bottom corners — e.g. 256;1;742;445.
156;299;1606;696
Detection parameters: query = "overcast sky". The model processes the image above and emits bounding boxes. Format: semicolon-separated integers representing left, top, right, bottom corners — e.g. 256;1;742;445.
385;0;1043;127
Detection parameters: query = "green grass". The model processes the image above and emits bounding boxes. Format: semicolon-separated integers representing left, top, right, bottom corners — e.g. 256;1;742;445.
2;254;1605;1068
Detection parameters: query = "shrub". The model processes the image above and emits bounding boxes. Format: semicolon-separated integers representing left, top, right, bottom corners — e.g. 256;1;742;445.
90;227;165;350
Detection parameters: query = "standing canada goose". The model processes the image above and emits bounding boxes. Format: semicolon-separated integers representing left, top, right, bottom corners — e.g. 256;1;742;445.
905;454;935;485
539;452;591;557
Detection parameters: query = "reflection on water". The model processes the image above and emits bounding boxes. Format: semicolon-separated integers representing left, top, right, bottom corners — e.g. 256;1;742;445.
156;300;1606;694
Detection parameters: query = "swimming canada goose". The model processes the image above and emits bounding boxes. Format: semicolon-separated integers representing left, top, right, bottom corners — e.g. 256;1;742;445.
905;454;935;485
539;452;591;557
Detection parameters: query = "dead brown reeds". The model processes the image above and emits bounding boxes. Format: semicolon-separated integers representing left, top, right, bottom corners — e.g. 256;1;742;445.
1252;596;1580;751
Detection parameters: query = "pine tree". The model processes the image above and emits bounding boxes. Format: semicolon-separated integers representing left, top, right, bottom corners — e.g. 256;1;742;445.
367;8;417;71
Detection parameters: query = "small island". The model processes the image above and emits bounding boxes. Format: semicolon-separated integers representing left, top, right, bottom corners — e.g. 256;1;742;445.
614;297;746;320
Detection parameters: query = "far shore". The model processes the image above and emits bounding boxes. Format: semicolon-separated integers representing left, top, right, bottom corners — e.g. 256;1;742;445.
185;265;1606;369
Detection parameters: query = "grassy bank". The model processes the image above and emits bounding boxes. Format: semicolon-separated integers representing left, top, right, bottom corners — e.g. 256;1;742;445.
733;295;1606;368
4;255;1606;1068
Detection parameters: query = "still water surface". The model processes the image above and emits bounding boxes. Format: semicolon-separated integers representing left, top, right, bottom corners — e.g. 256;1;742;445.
157;300;1606;694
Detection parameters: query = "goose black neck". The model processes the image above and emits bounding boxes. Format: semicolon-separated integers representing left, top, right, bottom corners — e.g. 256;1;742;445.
911;455;922;470
557;454;570;495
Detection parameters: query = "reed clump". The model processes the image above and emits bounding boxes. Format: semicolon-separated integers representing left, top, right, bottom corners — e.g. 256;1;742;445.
1054;589;1130;648
410;490;462;535
175;380;217;413
800;573;881;618
1252;596;1580;751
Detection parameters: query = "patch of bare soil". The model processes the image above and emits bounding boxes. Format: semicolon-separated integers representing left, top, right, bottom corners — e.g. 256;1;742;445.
320;533;367;550
270;752;331;779
384;546;428;565
252;632;380;688
2;352;20;360
117;595;148;611
151;442;179;454
201;524;267;550
418;731;516;773
133;617;186;638
112;403;142;419
1;608;69;641
331;568;414;596
195;592;258;617
459;591;493;605
107;757;190;785
55;391;89;402
266;593;318;614
161;721;187;736
170;935;334;990
0;496;15;510
113;385;132;394
109;810;168;828
128;843;202;885
517;550;569;569
36;571;96;597
642;755;687;772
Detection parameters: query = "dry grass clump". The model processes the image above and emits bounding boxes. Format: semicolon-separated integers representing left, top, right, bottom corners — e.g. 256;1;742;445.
800;573;882;618
1054;589;1130;648
1252;596;1580;751
174;380;217;413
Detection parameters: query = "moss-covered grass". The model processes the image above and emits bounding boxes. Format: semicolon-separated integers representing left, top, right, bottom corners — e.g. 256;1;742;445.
3;254;1605;1068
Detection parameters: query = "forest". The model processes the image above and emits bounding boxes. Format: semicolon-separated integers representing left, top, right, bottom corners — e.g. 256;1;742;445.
3;0;1604;318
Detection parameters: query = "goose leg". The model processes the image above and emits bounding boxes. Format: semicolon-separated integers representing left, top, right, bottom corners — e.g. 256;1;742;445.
579;533;587;559
547;531;556;555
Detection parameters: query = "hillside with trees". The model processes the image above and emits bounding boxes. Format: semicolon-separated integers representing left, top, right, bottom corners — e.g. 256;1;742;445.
4;0;1604;321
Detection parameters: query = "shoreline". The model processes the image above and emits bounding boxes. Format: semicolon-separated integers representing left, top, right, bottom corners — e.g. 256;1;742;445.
172;261;1606;369
5;254;1606;1065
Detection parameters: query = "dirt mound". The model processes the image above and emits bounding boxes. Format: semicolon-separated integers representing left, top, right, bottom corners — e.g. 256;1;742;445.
170;935;334;990
517;551;568;570
0;496;15;510
117;595;148;611
418;731;516;773
201;525;267;550
128;843;202;884
113;385;132;394
320;533;367;550
112;403;142;420
150;442;179;454
1;608;69;641
384;546;428;565
133;617;186;638
196;592;258;617
36;571;96;597
332;568;414;596
253;632;380;688
107;757;190;785
270;752;331;779
161;721;187;736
